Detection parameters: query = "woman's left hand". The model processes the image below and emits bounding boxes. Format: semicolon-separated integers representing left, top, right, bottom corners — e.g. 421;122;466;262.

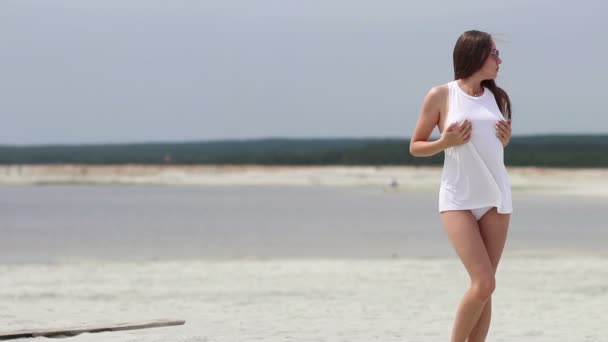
496;119;512;147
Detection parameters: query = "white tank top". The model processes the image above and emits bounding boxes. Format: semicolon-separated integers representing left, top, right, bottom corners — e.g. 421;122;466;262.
438;81;513;214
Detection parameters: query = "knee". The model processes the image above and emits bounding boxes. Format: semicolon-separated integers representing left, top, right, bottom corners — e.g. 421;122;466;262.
470;275;495;302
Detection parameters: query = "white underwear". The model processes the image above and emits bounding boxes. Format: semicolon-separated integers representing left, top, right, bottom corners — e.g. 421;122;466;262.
471;206;493;221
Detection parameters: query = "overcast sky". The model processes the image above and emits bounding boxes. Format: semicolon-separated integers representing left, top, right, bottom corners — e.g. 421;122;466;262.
1;0;606;145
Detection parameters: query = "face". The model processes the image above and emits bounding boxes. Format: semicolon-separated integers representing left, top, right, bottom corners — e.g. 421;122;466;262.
480;40;502;80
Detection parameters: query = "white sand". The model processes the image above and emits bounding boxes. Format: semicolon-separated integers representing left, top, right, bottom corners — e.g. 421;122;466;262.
1;257;607;342
2;165;608;197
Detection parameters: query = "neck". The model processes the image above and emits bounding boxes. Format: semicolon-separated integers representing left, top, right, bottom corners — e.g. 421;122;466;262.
457;78;484;96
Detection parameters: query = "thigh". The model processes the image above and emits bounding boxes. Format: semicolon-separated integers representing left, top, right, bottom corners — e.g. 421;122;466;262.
440;210;493;278
478;208;511;272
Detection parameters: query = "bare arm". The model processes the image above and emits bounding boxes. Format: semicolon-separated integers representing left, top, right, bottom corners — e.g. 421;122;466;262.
409;86;471;157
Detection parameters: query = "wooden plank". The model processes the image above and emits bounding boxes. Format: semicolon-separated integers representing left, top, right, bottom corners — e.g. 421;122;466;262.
0;319;185;340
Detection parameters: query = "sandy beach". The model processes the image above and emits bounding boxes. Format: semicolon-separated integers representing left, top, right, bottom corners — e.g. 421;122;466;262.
2;257;608;342
2;166;608;341
2;164;608;197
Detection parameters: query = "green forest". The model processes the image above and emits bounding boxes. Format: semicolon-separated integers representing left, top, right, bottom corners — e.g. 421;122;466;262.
1;135;607;167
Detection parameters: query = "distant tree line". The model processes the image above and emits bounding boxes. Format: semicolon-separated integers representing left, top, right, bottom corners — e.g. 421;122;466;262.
1;135;607;167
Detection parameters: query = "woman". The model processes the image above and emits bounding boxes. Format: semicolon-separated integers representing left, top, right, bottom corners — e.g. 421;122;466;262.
409;30;513;342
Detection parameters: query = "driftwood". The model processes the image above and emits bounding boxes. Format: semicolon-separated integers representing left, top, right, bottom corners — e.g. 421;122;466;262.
0;319;185;340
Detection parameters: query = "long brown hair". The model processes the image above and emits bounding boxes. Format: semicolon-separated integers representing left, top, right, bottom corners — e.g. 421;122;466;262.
453;30;512;119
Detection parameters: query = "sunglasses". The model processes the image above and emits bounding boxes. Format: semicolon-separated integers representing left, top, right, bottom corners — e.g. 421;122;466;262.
490;49;500;59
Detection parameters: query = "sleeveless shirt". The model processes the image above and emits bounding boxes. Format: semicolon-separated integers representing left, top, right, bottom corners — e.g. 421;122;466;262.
438;81;513;214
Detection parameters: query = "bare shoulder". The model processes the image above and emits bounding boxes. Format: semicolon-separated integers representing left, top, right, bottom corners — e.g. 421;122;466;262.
425;84;448;104
420;83;449;114
411;83;449;142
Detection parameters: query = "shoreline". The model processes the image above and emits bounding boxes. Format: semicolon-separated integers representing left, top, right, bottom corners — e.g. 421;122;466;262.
1;164;608;197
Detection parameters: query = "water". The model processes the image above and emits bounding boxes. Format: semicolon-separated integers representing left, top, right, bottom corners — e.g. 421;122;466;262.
1;185;606;263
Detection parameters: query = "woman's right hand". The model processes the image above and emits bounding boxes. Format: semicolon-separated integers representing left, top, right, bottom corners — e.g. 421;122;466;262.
441;120;472;148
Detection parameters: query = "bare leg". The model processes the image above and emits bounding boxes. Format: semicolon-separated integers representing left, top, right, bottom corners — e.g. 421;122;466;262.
467;208;510;342
440;210;495;342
